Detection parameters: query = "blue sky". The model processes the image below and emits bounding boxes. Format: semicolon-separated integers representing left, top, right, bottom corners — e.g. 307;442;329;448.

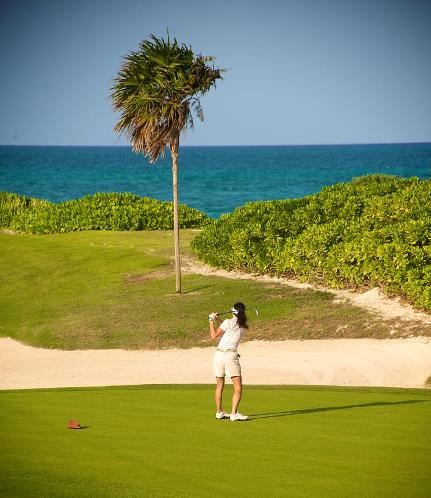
1;0;430;146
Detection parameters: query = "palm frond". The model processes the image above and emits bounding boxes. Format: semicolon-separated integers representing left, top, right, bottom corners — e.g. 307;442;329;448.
112;32;223;162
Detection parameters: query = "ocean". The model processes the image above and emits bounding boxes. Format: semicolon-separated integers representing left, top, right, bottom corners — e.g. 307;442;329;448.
0;143;430;218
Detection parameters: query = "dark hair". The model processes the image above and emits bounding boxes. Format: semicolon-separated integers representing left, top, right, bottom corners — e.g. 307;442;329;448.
233;302;248;329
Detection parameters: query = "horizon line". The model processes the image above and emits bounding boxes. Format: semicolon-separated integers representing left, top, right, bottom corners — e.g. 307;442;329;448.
1;140;430;148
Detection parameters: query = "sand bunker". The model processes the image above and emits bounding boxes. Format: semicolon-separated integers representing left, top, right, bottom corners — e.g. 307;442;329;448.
1;337;430;390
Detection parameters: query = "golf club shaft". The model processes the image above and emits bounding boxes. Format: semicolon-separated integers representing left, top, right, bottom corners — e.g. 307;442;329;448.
216;308;259;317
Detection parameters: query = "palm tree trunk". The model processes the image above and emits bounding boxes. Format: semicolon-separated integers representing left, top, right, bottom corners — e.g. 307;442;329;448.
170;135;181;294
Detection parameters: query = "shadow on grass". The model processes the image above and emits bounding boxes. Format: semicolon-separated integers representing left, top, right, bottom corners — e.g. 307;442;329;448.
181;285;213;295
249;399;428;420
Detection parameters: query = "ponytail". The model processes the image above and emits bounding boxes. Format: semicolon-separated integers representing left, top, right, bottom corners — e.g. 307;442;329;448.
233;302;248;329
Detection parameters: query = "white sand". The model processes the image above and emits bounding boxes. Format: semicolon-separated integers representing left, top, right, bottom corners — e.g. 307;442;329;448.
1;337;430;390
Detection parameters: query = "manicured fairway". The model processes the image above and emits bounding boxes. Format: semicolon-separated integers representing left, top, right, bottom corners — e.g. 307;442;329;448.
1;386;430;497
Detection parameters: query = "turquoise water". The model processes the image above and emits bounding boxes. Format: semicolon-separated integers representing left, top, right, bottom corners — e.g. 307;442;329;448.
0;143;430;218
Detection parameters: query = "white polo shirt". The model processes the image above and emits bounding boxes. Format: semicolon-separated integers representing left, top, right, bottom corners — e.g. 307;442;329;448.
217;317;245;350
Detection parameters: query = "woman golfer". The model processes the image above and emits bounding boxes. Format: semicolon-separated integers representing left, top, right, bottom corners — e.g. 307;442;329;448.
209;302;248;421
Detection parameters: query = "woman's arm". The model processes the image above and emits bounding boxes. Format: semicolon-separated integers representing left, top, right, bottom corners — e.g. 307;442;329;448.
209;314;225;340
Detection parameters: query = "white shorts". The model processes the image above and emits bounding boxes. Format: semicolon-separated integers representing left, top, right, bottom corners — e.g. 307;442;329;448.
213;351;242;378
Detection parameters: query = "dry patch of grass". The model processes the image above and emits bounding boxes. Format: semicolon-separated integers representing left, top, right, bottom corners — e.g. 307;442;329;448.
244;292;431;342
126;267;174;283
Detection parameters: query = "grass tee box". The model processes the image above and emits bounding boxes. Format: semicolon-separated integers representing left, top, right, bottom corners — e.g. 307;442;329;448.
1;385;430;498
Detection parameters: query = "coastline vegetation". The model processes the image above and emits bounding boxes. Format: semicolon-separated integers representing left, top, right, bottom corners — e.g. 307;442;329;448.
1;174;430;348
0;192;210;233
191;175;431;311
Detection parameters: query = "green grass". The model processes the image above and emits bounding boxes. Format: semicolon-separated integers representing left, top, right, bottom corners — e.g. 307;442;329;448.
1;230;430;349
0;385;430;497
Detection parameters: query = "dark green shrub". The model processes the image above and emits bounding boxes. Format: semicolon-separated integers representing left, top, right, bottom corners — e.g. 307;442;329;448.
191;175;431;310
0;192;210;233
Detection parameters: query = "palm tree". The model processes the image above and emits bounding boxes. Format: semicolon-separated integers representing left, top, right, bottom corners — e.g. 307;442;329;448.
112;33;223;294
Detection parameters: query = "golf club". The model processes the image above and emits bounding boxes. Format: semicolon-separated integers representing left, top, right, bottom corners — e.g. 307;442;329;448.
211;308;259;318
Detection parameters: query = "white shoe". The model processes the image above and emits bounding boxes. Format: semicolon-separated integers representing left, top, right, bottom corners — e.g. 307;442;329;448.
215;411;230;420
230;412;248;421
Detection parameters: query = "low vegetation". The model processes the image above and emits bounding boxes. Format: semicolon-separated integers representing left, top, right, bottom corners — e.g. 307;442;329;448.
3;175;430;312
0;192;210;233
192;175;431;311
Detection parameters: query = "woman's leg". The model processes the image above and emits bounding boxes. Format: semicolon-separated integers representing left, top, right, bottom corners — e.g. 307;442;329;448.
231;376;242;414
215;376;225;412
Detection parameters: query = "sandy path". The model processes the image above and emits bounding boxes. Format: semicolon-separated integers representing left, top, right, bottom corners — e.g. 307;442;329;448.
1;337;430;390
183;258;431;325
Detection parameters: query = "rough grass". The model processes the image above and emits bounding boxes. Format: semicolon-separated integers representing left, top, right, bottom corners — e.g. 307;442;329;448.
1;230;430;350
0;385;430;498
